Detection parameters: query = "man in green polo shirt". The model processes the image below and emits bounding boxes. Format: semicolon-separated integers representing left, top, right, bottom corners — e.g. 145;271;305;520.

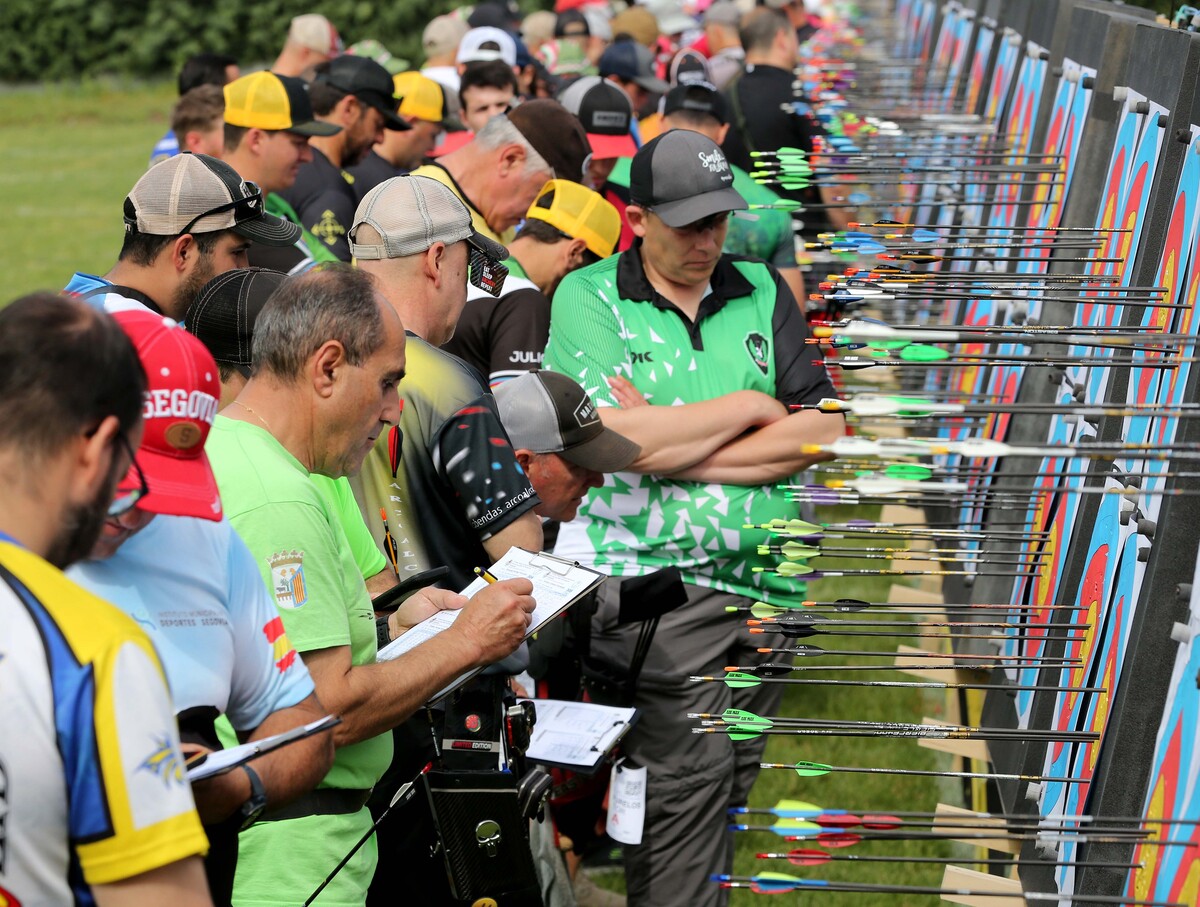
205;265;536;906
543;130;844;907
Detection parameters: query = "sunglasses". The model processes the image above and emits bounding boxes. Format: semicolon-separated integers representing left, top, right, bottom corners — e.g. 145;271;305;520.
108;433;150;518
123;181;265;236
468;244;510;297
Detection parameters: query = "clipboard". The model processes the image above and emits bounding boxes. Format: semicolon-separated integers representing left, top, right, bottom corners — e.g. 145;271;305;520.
186;715;341;782
375;548;605;704
525;699;639;774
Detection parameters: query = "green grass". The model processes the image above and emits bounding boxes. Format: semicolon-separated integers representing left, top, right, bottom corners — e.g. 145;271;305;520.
0;79;175;299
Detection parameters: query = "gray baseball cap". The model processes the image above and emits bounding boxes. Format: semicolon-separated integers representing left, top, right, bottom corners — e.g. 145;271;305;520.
495;371;640;472
628;129;746;227
349;174;508;262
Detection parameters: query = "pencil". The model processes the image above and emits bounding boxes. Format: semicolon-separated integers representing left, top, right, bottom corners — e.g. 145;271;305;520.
474;566;499;584
379;508;400;577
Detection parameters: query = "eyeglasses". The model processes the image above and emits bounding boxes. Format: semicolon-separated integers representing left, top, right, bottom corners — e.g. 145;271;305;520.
177;181;265;236
107;433;150;518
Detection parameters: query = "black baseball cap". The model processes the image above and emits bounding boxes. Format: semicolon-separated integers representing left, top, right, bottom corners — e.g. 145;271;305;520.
558;76;639;159
629;130;746;227
494;371;640;471
661;81;727;125
598;39;669;93
555;9;590;38
315;56;411;131
186;268;288;376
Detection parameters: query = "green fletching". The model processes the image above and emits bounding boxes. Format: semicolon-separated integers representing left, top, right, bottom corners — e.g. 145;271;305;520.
899;344;951;362
884;463;934;480
792;761;834;778
722;672;763;689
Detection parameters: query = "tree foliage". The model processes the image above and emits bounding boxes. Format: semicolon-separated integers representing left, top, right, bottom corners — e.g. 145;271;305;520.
0;0;1181;83
0;0;466;82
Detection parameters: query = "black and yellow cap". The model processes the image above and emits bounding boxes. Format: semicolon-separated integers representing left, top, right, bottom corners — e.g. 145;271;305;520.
223;71;342;137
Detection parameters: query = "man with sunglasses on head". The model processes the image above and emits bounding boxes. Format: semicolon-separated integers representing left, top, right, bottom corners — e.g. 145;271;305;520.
65;153;302;320
0;294;213;906
543;130;844;906
69;310;334;905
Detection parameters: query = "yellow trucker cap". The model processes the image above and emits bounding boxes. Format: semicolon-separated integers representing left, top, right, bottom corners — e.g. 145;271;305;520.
525;179;621;259
223;71;341;136
393;71;448;124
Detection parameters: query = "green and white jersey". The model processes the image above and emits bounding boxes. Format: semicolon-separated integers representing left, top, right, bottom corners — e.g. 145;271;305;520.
543;245;834;601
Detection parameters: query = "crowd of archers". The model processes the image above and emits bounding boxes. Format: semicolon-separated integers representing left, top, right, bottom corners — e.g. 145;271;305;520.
0;2;847;906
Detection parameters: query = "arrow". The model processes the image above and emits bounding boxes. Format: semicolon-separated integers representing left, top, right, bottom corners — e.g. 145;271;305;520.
750;563;1040;579
801;436;1200;462
748;614;1081;634
848;219;1131;232
693;712;1096;742
745;518;1050;539
756;848;1137;870
724;662;1068;677
828;352;1183;371
691;671;1102;694
711;871;1185;904
756;759;1090;785
802;394;1200;419
756;542;1046;566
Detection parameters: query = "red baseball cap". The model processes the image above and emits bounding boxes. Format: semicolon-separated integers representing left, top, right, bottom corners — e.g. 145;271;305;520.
112;310;223;522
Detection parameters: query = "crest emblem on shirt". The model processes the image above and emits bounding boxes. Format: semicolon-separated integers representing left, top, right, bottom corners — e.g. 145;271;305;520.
312;209;345;246
262;616;298;673
270;551;308;609
744;332;770;376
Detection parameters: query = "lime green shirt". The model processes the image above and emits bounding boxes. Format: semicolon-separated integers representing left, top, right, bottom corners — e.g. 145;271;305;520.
205;416;392;789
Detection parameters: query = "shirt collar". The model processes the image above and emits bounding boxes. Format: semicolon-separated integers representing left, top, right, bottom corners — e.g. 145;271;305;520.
616;239;756;311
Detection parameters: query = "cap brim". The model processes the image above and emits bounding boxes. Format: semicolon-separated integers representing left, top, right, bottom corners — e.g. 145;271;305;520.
232;212;305;247
377;106;412;131
656;14;696;34
288;119;344;137
652;186;747;227
466;230;509;262
587;132;639;159
560;427;642;472
135;450;224;522
634;73;669;93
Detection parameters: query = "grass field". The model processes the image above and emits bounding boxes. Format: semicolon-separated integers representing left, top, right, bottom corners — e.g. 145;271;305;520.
2;80;994;904
0;80;175;299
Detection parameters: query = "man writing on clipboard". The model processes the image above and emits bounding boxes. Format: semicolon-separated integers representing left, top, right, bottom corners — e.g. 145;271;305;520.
204;265;536;907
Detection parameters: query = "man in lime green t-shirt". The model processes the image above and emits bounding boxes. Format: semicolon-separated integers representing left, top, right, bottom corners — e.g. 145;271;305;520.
205;265;536;906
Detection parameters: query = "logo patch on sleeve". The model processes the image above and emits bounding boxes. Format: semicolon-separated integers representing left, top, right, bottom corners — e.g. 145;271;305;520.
269;551;308;609
138;737;185;786
744;332;770;376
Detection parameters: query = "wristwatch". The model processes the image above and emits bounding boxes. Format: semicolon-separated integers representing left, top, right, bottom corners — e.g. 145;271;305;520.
237;764;268;830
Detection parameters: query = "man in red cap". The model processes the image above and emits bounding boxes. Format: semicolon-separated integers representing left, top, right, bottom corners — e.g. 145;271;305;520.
69;310;334;905
0;294;213;907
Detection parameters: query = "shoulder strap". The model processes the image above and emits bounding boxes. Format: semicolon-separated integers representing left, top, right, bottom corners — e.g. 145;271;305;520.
726;69;756;156
77;283;164;315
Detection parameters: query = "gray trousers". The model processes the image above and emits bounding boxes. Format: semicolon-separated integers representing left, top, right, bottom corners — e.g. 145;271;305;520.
588;579;787;907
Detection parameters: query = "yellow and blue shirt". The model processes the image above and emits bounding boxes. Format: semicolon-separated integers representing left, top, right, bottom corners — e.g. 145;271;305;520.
0;537;207;905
